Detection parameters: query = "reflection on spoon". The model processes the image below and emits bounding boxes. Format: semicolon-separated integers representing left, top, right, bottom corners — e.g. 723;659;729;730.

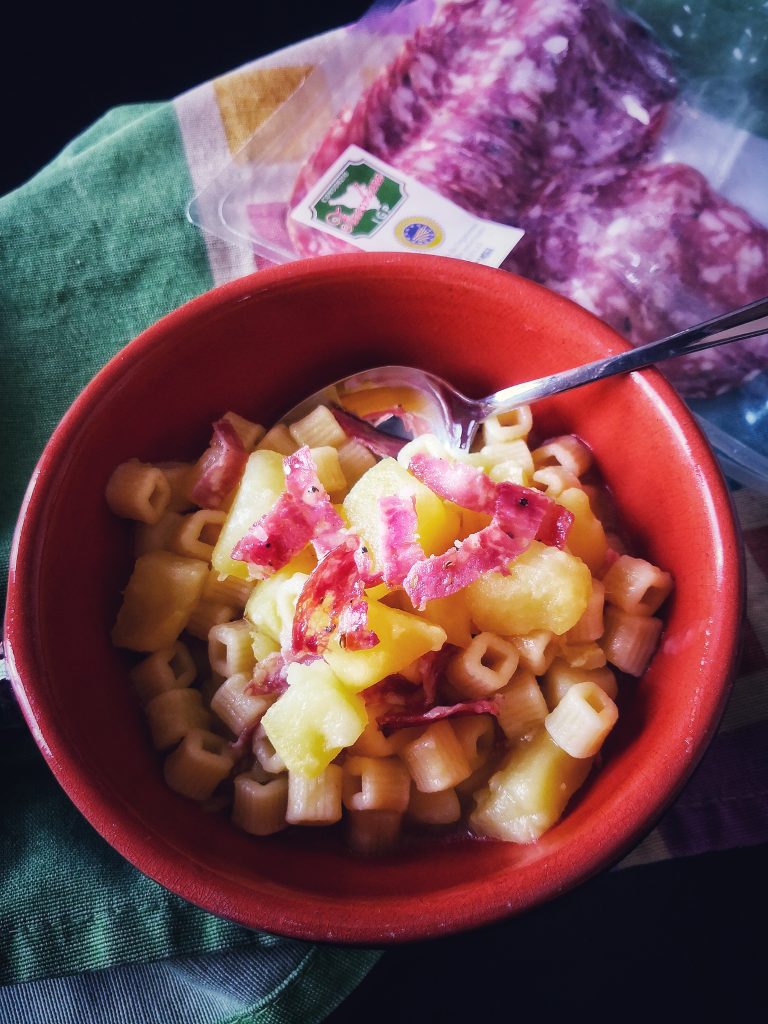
281;295;768;450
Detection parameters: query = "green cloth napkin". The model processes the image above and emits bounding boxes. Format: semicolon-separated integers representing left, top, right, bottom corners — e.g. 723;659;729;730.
0;101;379;1021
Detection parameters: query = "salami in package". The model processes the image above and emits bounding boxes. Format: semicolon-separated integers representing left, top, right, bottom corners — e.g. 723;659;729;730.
188;0;768;488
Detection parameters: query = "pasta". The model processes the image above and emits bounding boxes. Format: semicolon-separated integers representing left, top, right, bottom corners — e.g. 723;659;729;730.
544;681;619;759
208;619;257;678
210;671;275;736
446;632;519;699
108;397;673;851
287;765;343;825
145;688;213;751
342;756;411;813
232;773;288;836
170;509;227;562
163;729;235;800
495;669;549;741
130;641;197;705
542;660;618;711
106;459;171;524
400;721;472;793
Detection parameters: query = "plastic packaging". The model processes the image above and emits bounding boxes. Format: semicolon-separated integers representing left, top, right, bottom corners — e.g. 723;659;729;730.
189;1;437;265
188;0;768;491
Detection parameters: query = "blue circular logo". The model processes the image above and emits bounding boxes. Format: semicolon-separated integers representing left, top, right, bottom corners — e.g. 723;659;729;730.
395;217;444;249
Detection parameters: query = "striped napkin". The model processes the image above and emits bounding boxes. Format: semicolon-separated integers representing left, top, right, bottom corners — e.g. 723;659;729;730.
1;12;767;1024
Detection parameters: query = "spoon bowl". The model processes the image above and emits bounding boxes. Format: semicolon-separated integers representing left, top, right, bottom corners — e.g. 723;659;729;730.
282;295;768;449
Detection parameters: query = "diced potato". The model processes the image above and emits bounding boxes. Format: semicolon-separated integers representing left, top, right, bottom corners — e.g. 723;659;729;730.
343;458;460;566
324;598;446;692
261;662;367;777
244;559;313;646
251;630;280;662
456;506;492;540
557;487;608;575
366;581;393;602
111;550;208;652
211;450;285;581
465;540;591;637
418;590;474;647
470;728;593;843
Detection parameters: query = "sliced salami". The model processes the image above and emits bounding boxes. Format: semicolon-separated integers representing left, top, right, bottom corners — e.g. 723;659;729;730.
288;0;675;256
288;0;766;397
508;162;768;396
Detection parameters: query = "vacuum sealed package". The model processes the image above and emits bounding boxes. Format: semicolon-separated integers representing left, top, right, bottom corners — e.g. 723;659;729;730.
188;0;768;491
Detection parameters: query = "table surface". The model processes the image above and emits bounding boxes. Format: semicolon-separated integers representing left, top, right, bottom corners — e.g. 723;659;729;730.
3;2;765;1016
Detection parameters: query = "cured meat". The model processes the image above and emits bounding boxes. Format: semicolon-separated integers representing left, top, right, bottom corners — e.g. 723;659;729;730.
377;699;499;736
407;453;572;546
403;523;528;610
287;0;767;397
190;418;247;510
508;163;768;396
291;536;378;658
231;447;346;575
288;0;675;256
330;406;407;459
407;453;497;514
378;494;424;586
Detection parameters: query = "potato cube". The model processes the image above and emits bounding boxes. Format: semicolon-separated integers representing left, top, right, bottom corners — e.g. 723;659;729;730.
470;728;593;843
465;540;591;637
211;450;285;580
324;598;446;692
261;662;367;776
244;560;312;646
343;458;459;567
418;590;474;647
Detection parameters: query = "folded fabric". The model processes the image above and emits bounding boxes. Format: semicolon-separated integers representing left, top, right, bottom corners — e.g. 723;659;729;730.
0;45;379;1022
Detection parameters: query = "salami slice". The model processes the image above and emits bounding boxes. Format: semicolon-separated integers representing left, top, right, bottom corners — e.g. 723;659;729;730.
288;0;765;396
508;162;768;397
288;0;675;257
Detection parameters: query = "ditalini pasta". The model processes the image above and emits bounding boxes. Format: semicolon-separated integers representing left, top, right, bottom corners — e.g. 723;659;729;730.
107;397;673;851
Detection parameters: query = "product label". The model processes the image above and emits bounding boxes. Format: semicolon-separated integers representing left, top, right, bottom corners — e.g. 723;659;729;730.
290;145;523;267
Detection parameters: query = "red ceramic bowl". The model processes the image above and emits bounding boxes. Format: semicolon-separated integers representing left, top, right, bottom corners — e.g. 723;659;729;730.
4;253;742;943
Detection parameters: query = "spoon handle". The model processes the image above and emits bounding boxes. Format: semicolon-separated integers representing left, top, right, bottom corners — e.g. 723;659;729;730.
485;295;768;414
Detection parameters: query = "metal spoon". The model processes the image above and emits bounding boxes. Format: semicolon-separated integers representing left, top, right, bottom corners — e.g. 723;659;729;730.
282;295;768;450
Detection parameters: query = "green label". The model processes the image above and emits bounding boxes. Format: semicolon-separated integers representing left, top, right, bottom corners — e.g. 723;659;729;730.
311;160;406;237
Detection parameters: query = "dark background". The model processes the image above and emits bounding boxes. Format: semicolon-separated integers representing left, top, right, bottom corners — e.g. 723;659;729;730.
0;1;370;197
3;1;765;1015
